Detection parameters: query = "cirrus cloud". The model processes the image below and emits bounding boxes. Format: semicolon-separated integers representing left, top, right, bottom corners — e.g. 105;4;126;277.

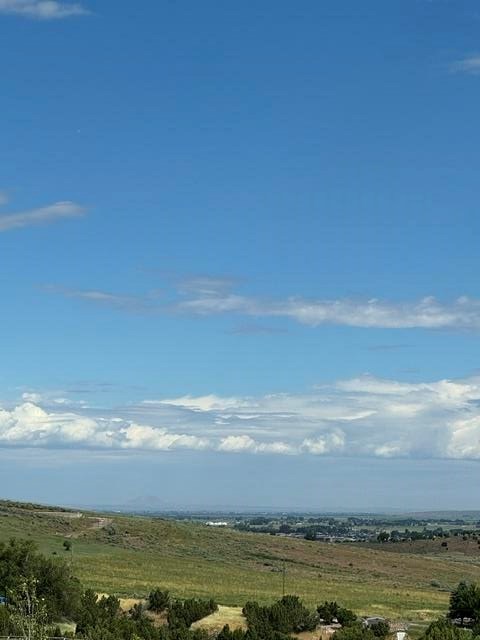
0;0;89;19
48;276;480;332
176;287;480;331
0;201;86;232
451;55;480;75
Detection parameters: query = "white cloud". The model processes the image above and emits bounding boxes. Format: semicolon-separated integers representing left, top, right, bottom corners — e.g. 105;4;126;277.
447;415;480;459
451;55;480;75
119;423;209;451
49;275;480;332
157;394;250;412
0;0;89;19
22;392;43;403
257;440;295;455
44;286;150;313
218;434;257;452
0;201;86;232
177;276;239;297
177;290;480;331
20;389;88;409
3;374;480;460
302;431;346;455
0;191;8;206
217;435;294;454
0;403;208;451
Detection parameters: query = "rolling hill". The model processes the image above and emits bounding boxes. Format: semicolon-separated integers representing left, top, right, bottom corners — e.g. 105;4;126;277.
1;500;479;623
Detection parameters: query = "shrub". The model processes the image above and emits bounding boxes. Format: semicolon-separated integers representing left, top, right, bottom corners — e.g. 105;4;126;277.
336;607;357;626
244;595;317;635
333;623;375;639
168;598;217;628
0;538;81;621
449;581;480;624
370;620;390;638
148;588;170;613
317;601;339;624
420;618;474;639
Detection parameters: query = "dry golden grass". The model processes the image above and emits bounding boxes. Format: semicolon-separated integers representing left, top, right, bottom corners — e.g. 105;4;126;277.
119;597;146;611
191;606;247;633
1;505;478;623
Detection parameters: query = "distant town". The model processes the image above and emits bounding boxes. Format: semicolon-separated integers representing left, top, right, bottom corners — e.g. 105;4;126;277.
153;511;480;545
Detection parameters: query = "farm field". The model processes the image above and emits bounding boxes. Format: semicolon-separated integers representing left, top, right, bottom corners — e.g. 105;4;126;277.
1;500;479;625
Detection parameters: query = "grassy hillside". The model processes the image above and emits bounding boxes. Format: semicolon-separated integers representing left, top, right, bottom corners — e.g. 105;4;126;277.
1;500;479;623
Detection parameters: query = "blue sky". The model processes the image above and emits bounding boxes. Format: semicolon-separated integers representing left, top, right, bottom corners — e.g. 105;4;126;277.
1;0;480;509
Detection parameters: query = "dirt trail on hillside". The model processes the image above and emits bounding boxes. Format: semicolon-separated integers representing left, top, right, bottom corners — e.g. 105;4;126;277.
88;516;113;529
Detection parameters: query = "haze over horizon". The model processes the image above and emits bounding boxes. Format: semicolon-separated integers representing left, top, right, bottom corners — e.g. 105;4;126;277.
1;1;480;510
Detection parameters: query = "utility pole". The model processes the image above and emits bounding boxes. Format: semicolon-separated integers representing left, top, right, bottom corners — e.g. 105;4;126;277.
282;558;286;597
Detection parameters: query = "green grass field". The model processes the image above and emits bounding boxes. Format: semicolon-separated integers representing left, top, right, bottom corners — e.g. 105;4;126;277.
1;501;479;624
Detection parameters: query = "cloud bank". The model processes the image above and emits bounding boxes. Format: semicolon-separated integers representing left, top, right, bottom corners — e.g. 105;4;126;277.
2;374;480;460
0;201;86;232
0;0;89;19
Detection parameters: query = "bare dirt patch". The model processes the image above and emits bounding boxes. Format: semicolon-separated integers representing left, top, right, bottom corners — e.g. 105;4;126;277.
37;511;83;519
89;517;113;529
294;626;339;640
